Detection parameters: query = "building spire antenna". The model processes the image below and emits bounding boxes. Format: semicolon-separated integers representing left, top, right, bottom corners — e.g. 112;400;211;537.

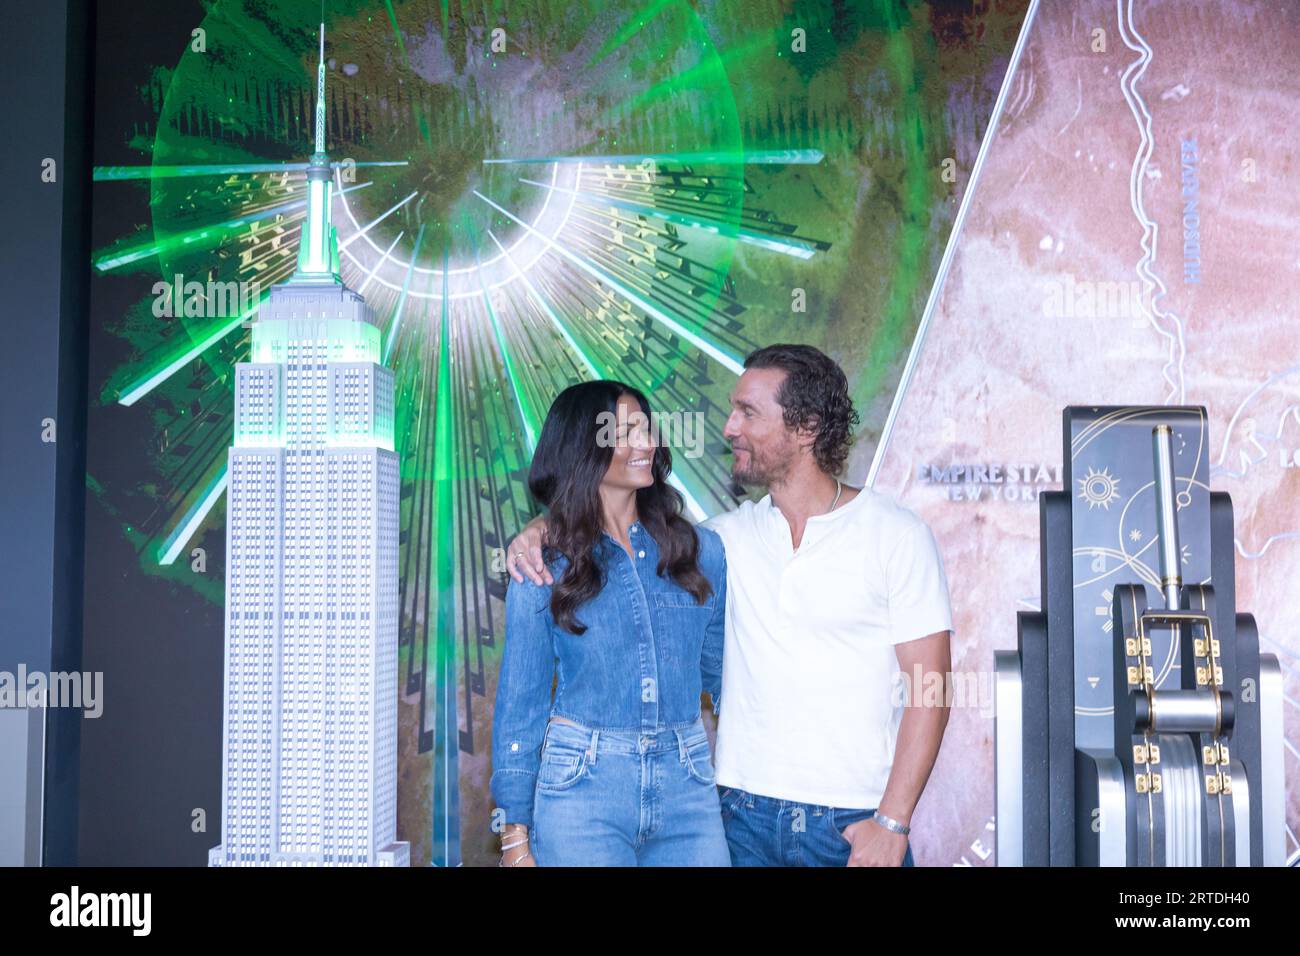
294;9;341;282
315;20;327;155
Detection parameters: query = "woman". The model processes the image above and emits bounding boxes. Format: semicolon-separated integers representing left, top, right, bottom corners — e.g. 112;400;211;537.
489;380;729;866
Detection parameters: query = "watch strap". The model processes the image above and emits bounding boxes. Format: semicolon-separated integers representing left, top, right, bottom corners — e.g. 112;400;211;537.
871;811;910;835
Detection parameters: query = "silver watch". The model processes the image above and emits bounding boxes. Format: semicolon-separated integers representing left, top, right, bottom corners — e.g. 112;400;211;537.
870;812;910;835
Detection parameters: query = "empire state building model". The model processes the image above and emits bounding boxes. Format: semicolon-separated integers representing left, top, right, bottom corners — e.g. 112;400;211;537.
209;24;408;867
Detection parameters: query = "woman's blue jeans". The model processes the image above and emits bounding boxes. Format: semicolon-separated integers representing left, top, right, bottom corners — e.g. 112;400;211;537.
530;717;731;866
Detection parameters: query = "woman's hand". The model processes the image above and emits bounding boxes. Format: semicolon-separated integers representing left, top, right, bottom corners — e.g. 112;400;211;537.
501;845;537;866
499;824;537;866
505;516;553;585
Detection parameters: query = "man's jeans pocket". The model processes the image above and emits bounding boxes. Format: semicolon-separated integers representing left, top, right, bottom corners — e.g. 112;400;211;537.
829;807;916;866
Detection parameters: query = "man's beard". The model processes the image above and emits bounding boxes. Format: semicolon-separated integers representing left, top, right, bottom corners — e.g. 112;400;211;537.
730;446;789;488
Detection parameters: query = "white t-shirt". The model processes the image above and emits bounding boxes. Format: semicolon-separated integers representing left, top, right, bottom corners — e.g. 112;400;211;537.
701;486;954;808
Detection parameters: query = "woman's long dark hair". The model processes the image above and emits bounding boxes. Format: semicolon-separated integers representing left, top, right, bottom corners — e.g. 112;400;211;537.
528;380;712;634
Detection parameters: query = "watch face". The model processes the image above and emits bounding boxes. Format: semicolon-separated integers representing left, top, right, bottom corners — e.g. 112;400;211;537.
1066;407;1212;748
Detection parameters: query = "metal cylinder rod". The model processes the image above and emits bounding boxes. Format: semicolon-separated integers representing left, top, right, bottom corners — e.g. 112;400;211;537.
1152;425;1182;610
1149;689;1221;734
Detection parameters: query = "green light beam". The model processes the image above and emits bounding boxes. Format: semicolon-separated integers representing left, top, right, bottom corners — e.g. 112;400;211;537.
94;181;373;272
519;177;819;258
585;0;677;70
382;222;426;365
484;149;824;166
338;190;419;250
857;21;934;441
357;230;405;295
430;241;460;861
117;295;266;407
470;229;540;452
157;463;228;565
472;186;744;375
93;161;407;181
484;227;708;520
485;227;598;377
383;0;410;68
613;32;772;115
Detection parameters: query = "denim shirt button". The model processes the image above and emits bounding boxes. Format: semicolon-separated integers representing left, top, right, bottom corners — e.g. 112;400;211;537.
637;550;645;558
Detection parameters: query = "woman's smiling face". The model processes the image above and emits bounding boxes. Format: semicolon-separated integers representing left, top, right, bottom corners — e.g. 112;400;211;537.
602;393;657;493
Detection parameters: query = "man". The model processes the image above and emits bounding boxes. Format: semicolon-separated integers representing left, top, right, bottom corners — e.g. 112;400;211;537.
505;344;953;866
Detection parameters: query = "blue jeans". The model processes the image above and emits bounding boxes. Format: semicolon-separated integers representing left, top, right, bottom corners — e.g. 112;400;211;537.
530;717;731;866
719;786;916;867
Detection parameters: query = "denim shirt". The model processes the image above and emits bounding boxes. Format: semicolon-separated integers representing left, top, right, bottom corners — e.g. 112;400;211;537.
490;522;726;828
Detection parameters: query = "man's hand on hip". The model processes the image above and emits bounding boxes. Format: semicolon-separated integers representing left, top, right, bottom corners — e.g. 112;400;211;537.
841;817;909;866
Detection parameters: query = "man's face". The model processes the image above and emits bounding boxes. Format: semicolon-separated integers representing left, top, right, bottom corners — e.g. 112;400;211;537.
722;368;804;486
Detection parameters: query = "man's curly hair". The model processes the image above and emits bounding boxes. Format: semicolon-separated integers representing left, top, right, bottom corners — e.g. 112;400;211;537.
743;344;860;476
